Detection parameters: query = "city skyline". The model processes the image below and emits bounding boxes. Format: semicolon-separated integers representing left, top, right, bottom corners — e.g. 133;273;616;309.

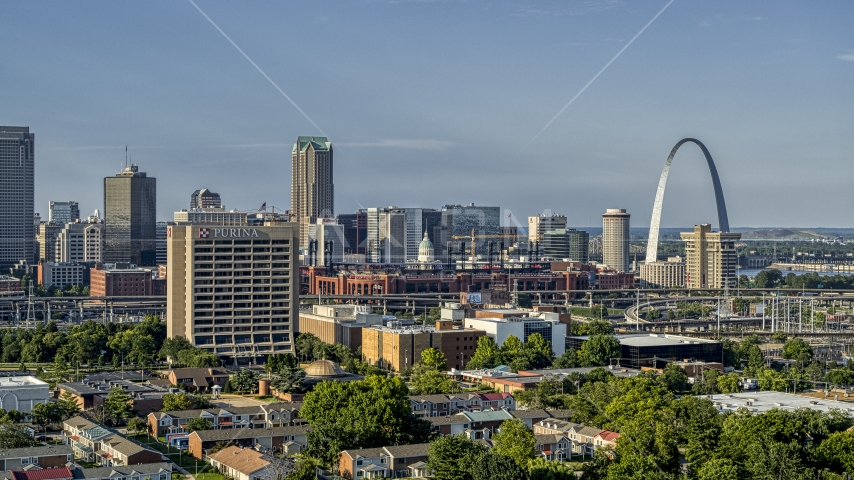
1;2;852;226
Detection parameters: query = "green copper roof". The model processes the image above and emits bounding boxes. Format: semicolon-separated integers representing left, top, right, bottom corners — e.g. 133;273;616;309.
295;136;331;153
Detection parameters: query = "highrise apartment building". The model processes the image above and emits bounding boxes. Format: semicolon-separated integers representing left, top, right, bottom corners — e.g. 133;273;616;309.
0;127;34;268
602;209;630;272
292;137;333;247
190;189;222;209
49;201;80;224
55;220;104;263
680;224;741;289
166;222;298;362
104;164;157;266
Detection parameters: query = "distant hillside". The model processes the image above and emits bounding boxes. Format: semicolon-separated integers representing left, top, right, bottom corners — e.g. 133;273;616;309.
740;229;830;240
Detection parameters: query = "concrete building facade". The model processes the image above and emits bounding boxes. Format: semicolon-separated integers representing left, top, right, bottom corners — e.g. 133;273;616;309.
297;304;382;351
361;321;485;372
602;209;630;272
38;262;89;289
639;256;686;288
680;224;741;289
464;314;567;356
167;223;298;362
89;263;159;297
55;221;104;263
174;208;248;226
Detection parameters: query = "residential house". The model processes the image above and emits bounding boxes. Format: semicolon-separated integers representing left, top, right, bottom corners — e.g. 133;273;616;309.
165;368;229;392
63;416;163;466
427;410;514;439
534;434;573;461
187;425;310;459
58;380;168;415
409;393;515;418
208;446;294;480
71;463;172;480
0;445;73;471
509;409;573;428
533;419;619;458
337;444;430;479
147;402;303;437
4;467;74;480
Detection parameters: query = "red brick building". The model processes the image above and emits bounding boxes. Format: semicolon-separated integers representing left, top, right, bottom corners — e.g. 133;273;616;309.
304;263;634;297
89;264;158;297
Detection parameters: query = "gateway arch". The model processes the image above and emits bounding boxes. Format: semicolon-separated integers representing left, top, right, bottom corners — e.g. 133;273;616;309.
645;138;730;263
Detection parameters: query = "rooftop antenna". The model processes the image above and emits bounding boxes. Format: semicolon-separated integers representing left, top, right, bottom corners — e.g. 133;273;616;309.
125;145;128;167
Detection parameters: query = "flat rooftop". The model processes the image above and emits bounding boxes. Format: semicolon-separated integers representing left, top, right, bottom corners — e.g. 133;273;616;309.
523;366;643;377
0;376;47;387
705;391;854;415
568;334;720;347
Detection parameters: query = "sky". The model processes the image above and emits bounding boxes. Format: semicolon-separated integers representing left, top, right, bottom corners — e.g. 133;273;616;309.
1;0;852;228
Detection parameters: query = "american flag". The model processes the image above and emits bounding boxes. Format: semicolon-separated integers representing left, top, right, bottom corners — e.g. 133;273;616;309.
259;202;266;212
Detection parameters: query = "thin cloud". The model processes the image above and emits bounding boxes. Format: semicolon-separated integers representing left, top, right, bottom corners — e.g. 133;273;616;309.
40;143;290;151
337;139;456;150
837;50;854;62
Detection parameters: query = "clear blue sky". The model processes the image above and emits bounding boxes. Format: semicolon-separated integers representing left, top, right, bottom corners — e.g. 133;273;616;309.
2;1;852;228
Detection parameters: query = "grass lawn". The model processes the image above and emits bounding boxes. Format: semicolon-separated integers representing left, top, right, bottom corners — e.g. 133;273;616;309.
131;435;216;475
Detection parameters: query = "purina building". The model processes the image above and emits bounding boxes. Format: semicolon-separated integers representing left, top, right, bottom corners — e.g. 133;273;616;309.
167;223;299;363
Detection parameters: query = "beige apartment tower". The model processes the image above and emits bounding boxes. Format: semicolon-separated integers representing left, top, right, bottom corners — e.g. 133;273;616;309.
680;224;741;289
292;136;333;248
640;257;686;288
602;209;630;272
167;223;299;362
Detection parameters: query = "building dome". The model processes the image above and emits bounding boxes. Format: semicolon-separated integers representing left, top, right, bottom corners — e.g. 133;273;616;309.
418;230;434;263
304;359;346;377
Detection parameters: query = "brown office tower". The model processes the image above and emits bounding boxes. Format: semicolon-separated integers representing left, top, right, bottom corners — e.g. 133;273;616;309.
167;223;298;364
104;164;157;265
292;137;333;248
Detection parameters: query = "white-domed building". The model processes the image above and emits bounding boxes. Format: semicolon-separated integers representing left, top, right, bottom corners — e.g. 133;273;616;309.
417;230;434;263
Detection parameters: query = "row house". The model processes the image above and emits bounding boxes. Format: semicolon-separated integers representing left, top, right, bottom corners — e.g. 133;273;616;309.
427;410;514;440
509;408;573;428
533;419;619;458
187;425;310;459
3;463;173;480
147;402;303;437
409;393;515;418
63;416;162;467
165;368;229;393
0;445;73;471
337;443;430;480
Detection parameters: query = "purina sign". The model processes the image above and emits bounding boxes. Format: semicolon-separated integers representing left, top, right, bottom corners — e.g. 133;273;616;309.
199;227;260;238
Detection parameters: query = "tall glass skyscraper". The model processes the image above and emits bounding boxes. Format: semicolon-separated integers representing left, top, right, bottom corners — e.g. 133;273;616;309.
104;164;157;266
0;127;34;268
292;136;333;248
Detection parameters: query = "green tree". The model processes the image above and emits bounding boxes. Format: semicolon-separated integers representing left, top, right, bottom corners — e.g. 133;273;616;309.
696;458;740;480
782;338;813;362
578;335;621;367
645;307;661;320
30;402;59;433
0;423;37;448
492;418;536;468
427;434;486;480
127;416;148;436
825;369;854;386
104;387;133;422
232;369;260;393
716;372;742;393
817;430;854;475
57;390;81;420
657;363;688;392
300;376;431;466
691;368;721;395
498;335;524;364
586;320;614;336
186;417;212;432
162;392;193;411
467;336;499;369
159;336;194;364
753;269;782;288
527;457;574;480
551;349;579;369
521;333;554;369
270;365;306;394
472;452;529;480
410;366;460;395
284;458;322;480
420;348;448;370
